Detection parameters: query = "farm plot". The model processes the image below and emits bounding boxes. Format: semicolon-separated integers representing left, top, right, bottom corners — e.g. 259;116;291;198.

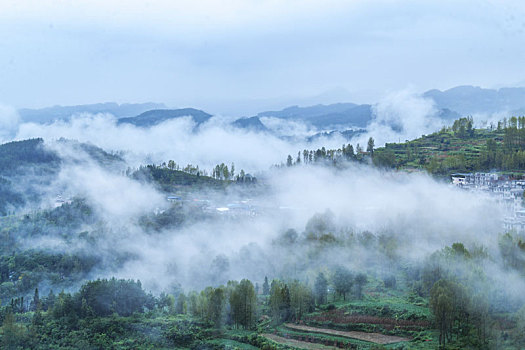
306;308;430;330
284;323;410;345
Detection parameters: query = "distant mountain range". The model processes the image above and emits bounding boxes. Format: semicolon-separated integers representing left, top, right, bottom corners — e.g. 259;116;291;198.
16;85;525;135
257;103;373;128
19;102;166;124
423;86;525;115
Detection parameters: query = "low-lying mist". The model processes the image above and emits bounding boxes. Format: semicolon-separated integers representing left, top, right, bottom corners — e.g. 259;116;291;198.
14;113;348;173
2;90;462;172
27;142;510;299
1;96;523;312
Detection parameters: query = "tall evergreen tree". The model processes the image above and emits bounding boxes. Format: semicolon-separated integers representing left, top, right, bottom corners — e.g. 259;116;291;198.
262;276;270;295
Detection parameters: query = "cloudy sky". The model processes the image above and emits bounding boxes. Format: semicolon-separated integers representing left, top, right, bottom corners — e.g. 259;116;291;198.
1;0;525;114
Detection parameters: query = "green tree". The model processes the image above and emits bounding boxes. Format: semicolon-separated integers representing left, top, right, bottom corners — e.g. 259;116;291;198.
373;148;396;168
208;287;225;329
333;266;353;301
230;279;257;329
176;292;187;315
286;155;293;166
2;311;27;350
354;273;367;299
31;287;41;311
314;272;328;305
262;276;270;295
430;279;468;348
367;137;375;156
269;280;291;324
289;280;313;321
222;163;230;180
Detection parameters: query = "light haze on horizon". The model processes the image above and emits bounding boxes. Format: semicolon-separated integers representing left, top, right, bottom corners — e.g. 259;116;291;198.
1;0;525;115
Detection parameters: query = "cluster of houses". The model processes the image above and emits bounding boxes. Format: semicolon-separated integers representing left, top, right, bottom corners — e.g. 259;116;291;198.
451;172;525;231
54;195;72;208
167;195;257;218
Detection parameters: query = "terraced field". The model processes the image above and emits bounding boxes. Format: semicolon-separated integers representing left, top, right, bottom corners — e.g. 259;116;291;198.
306;307;430;331
284;323;410;345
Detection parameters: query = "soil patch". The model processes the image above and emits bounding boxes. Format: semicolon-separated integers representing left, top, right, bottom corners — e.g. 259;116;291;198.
284;323;411;345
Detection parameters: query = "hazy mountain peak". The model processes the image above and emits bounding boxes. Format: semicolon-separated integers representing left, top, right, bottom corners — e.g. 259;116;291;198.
117;108;212;127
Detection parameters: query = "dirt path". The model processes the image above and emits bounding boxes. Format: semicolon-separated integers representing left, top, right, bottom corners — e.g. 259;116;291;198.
262;333;338;350
284;323;410;345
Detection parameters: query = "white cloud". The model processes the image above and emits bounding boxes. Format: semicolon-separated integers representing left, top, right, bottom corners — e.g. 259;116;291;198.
15;113;348;172
356;89;444;147
0;104;20;142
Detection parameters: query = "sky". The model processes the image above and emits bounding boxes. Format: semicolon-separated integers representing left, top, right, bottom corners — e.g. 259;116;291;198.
1;0;525;115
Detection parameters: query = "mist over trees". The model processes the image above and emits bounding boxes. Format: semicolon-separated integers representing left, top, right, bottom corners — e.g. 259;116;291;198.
1;115;525;348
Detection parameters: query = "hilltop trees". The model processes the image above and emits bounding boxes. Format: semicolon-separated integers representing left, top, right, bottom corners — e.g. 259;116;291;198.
452;117;474;138
367;137;375;156
280;138;378;167
343;144;355;160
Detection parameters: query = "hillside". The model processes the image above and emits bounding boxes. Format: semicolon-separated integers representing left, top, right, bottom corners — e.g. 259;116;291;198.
372;117;522;175
281;116;525;177
0;138;123;215
131;165;228;192
0;138;60;176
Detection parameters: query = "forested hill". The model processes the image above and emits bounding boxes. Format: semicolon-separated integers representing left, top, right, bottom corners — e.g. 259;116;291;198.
131;165;227;192
0;139;123;215
282;116;525;176
0;139;59;176
372;117;525;175
0;138;123;176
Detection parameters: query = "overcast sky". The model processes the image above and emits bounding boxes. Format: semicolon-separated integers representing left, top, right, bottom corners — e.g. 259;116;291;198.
1;0;525;115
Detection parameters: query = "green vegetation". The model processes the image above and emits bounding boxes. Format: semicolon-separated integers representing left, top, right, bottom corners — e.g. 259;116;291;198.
284;116;525;176
0;221;523;349
2;131;525;348
132;164;228;191
131;163;256;193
